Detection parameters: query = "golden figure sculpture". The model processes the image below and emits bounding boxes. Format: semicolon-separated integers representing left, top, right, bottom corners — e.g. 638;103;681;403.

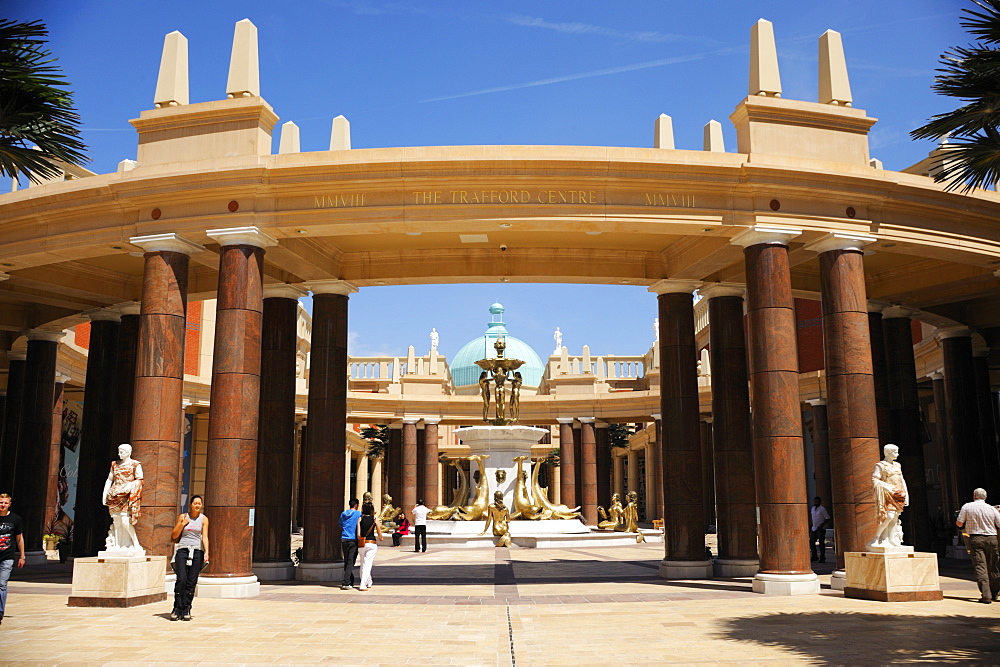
510;455;552;520
362;491;373;507
475;338;525;425
455;454;491;521
378;493;399;531
493;365;509;421
479;490;512;547
478;371;491;422
429;458;469;520
597;493;625;530
623;491;645;543
509;371;522;422
530;457;581;519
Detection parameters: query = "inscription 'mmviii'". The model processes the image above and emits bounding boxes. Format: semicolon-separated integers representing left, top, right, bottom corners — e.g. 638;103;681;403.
644;193;695;207
314;194;366;208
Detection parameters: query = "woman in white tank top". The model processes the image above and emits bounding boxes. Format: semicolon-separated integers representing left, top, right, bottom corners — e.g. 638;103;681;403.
169;495;210;621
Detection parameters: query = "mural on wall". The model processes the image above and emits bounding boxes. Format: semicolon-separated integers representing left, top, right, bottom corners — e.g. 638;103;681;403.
58;399;83;521
180;413;194;510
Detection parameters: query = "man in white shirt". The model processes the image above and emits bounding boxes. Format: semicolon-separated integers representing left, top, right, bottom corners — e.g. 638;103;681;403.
810;496;832;563
412;500;430;553
956;488;1000;604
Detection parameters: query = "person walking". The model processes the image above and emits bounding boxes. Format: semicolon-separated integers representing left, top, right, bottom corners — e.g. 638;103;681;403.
340;498;362;590
392;510;410;547
956;488;1000;604
0;493;25;626
357;502;383;590
810;496;831;563
412;499;430;553
170;494;210;621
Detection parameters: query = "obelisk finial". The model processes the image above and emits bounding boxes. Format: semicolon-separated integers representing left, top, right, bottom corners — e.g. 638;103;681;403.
227;19;260;98
654;114;675;149
330;115;351;150
819;29;852;107
749;19;781;98
154;31;189;108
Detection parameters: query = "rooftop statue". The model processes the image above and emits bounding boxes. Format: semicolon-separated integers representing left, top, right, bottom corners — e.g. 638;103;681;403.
553;327;563;355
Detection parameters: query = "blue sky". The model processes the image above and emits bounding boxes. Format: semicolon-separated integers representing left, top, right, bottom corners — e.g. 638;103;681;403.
8;0;967;361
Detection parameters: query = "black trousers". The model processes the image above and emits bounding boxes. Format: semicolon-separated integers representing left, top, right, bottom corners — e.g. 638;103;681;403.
968;535;1000;600
173;547;204;615
342;539;358;586
413;525;427;552
392;532;404;547
810;529;826;562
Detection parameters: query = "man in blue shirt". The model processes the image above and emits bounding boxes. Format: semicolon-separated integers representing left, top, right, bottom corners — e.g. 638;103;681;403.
340;498;361;590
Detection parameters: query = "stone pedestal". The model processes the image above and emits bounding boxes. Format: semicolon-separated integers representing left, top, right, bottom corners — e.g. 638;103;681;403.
68;555;168;607
830;569;846;591
752;572;821;595
452;425;548;509
844;550;943;602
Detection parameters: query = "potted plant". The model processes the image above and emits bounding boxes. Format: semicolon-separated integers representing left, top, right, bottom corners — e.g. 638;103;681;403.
56;533;72;563
43;533;59;551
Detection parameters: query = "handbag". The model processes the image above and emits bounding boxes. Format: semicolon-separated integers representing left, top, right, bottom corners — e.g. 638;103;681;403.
358;519;376;547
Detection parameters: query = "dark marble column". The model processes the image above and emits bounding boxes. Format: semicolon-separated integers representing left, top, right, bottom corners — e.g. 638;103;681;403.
557;418;576;508
110;305;140;455
700;419;716;529
940;328;983;497
807;401;832;512
734;228;816;594
867;305;893;448
973;349;1000;485
386;424;402;507
74;311;122;558
930;371;957;517
579;417;598;525
651;279;709;578
299;281;355;580
45;374;68;529
420;419;440;507
0;352;26;494
651;414;664;522
810;238;881;575
883;307;932;552
595;423;611;508
252;286;304;580
402;419;418;514
13;331;61;557
128;234;199;560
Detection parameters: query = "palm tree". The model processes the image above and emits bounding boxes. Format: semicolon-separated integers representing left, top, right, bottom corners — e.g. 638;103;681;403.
911;0;1000;192
0;19;87;184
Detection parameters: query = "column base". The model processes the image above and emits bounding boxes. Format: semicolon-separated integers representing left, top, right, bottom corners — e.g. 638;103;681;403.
196;575;260;599
164;572;176;594
24;550;46;566
295;562;342;582
752;572;820;596
659;559;713;580
713;558;759;577
253;560;296;581
830;569;846;590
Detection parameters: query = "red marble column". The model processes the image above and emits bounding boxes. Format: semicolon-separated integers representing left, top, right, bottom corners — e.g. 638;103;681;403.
386;424;403;506
810;238;881;573
572;423;583;498
651;279;709;577
420;419;440;507
703;285;758;574
883;307;932;552
807;401;832;512
595;423;611;508
13;331;61;555
44;374;68;531
74;311;122;558
402;419;418;514
0;352;26;494
298;280;354;579
579;417;598;525
939;328;982;497
734;227;816;593
252;286;304;579
557;418;576;508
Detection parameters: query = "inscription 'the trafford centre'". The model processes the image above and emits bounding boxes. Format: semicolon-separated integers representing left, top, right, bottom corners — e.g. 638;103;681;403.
313;190;696;208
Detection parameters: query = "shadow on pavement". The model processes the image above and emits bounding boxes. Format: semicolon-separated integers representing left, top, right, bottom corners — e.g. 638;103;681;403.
718;611;1000;664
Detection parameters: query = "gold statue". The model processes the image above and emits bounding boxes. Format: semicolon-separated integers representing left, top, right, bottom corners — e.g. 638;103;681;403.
597;493;625;530
475;338;525;425
510;455;552;520
623;491;645;543
530;457;581;519
429;458;468;520
479;490;512;547
378;493;399;531
454;454;491;521
362;491;373;507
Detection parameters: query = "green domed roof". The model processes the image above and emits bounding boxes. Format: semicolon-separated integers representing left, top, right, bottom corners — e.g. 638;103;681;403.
451;303;545;388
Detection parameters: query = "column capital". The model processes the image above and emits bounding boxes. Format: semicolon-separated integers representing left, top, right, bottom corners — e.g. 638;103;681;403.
129;232;204;255
648;279;702;295
206;225;278;248
422;417;441;425
881;305;915;319
263;283;308;300
6;351;26;362
698;282;745;300
867;300;891;314
26;330;65;343
577;416;596;424
0;273;9;282
806;398;827;406
304;280;359;296
86;308;122;323
595;421;609;429
556;417;575;425
113;301;142;316
387;422;403;430
651;413;661;420
936;326;973;341
928;370;944;381
54;373;72;384
730;225;801;248
802;232;876;254
401;417;420;425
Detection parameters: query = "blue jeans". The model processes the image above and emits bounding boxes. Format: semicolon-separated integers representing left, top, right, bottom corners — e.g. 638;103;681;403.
0;558;13;618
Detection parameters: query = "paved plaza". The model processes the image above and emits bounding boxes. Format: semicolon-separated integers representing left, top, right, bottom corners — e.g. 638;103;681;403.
3;542;999;665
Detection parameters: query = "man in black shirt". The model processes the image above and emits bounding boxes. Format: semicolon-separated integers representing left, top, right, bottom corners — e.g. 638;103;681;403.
0;493;25;624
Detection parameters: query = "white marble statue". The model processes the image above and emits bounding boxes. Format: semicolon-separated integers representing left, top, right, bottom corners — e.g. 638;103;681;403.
102;443;145;555
430;327;439;351
868;443;909;550
552;327;563;355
